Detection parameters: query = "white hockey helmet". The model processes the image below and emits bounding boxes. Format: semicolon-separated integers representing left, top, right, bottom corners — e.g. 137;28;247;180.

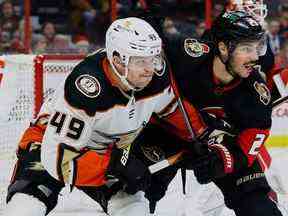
106;17;163;91
228;0;267;25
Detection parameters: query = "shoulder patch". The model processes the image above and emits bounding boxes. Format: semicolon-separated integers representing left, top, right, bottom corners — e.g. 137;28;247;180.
184;38;210;57
253;81;271;105
75;74;101;98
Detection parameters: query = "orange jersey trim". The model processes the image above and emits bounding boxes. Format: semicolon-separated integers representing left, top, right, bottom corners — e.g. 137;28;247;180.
18;126;45;151
157;99;207;141
73;148;112;187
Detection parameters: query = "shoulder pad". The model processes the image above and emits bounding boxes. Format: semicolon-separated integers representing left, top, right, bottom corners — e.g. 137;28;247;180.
64;52;115;116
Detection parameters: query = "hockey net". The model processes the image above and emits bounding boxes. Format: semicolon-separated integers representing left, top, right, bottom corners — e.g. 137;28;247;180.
0;54;83;213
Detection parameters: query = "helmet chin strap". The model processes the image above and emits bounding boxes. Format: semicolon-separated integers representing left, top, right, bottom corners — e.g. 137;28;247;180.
110;62;143;92
123;66;143;91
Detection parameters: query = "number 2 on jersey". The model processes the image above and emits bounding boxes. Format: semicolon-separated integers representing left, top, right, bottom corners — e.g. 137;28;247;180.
50;111;84;140
248;133;266;156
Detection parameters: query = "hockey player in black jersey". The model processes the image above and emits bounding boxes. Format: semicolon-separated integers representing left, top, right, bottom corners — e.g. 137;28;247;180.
137;10;283;216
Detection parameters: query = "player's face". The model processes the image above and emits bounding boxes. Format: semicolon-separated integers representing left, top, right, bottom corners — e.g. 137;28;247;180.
127;55;163;88
229;40;262;78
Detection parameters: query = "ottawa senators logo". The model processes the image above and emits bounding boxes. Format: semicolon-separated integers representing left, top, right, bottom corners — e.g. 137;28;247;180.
254;81;271;105
184;38;210;57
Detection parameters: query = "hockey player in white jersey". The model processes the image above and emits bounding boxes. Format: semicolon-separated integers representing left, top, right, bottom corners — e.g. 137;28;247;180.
3;17;207;216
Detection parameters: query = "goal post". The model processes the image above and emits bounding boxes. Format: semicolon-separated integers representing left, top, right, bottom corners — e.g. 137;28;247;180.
0;54;83;212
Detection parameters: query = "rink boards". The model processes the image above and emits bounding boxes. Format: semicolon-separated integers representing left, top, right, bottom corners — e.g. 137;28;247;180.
268;102;288;148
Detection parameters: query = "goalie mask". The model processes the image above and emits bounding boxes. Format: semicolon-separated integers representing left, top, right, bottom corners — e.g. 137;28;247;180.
227;0;268;25
106;17;165;91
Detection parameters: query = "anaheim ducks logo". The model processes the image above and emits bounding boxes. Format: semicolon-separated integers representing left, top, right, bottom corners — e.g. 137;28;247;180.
184;38;210;57
75;74;101;98
254;81;271;105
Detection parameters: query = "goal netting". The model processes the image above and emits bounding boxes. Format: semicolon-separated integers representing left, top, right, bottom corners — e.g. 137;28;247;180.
0;54;83;213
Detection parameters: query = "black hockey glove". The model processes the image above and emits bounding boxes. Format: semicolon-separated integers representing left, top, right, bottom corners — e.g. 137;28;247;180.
184;130;249;184
187;110;251;184
106;147;151;194
191;143;235;184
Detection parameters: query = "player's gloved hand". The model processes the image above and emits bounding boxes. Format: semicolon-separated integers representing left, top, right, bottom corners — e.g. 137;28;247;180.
190;143;235;184
106;147;151;194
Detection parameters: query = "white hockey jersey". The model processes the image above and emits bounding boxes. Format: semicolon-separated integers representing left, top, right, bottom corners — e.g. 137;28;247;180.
39;51;180;186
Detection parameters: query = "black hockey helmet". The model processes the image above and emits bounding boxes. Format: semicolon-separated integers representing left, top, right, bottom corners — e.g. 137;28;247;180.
210;11;266;77
211;10;265;46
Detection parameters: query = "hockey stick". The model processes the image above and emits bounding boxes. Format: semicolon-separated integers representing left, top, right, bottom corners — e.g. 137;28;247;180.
148;150;185;173
272;95;288;108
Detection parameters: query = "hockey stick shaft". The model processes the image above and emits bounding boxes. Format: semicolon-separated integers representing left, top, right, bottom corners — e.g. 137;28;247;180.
148;150;185;174
272;95;288;108
169;67;197;140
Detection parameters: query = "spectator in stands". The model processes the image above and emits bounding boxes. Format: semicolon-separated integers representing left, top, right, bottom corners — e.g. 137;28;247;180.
162;17;180;40
212;3;224;19
9;29;25;53
33;22;72;54
116;0;134;17
194;20;206;39
275;41;288;68
0;1;20;53
73;35;91;55
33;36;47;54
69;0;109;47
279;3;288;39
267;19;284;55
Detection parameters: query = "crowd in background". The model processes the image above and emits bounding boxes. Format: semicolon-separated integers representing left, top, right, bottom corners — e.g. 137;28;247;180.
1;0;288;68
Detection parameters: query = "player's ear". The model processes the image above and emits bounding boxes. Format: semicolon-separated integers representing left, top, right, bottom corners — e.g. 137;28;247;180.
112;55;122;66
112;55;125;75
218;42;228;56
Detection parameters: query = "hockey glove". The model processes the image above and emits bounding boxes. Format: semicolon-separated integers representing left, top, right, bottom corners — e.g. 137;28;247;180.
106;147;151;194
191;143;234;184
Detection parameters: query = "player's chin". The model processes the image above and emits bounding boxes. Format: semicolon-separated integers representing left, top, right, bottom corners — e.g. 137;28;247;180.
136;79;152;89
142;77;153;84
239;68;252;78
